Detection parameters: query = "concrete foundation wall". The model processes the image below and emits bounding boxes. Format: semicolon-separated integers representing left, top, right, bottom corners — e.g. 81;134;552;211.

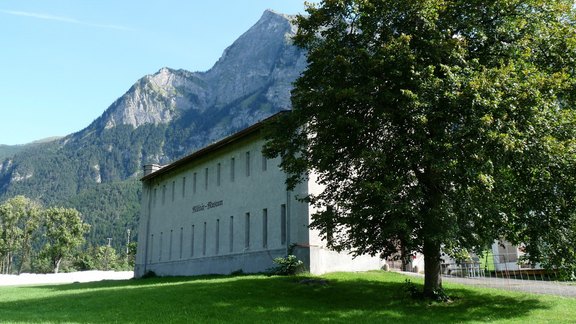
136;248;286;277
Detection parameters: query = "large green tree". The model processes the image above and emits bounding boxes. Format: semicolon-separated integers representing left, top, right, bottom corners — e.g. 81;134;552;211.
0;196;41;274
264;0;576;296
40;207;90;273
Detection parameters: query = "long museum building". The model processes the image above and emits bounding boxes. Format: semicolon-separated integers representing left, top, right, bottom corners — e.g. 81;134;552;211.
135;113;383;277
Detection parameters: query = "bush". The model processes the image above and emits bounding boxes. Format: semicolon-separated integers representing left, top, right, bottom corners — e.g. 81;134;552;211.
267;255;304;276
141;270;157;279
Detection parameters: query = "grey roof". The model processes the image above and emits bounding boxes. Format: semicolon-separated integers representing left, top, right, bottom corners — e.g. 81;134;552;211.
140;111;287;182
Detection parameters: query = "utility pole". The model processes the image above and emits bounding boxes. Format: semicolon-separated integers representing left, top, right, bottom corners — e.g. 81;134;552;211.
126;229;131;254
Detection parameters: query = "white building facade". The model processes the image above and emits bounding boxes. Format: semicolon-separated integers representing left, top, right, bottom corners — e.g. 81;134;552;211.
135;115;383;277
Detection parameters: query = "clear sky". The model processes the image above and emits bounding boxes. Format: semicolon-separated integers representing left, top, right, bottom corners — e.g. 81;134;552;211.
0;0;315;145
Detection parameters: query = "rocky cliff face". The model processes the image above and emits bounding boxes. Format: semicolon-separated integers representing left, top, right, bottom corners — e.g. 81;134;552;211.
88;10;305;136
98;68;209;129
206;10;303;108
0;10;306;248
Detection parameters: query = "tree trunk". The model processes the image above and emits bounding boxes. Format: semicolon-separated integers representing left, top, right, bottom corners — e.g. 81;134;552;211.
400;240;410;271
17;251;28;275
53;258;62;274
423;238;442;297
18;235;31;275
6;252;12;274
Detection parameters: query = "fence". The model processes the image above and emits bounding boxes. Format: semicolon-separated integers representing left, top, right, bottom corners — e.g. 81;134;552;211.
388;253;575;297
438;254;576;297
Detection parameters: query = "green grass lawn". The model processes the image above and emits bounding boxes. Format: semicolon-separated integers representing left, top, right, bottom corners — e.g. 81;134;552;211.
0;271;574;323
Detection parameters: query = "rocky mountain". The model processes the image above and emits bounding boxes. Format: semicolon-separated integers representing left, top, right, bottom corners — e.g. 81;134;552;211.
0;10;306;249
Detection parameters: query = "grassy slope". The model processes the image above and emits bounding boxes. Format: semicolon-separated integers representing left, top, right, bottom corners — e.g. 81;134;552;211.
0;271;573;323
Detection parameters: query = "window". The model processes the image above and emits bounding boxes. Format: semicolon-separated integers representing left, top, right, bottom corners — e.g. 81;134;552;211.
162;185;166;205
203;222;207;255
205;168;209;191
245;212;251;249
262;208;268;248
179;227;184;259
171;181;175;202
229;216;234;253
182;177;186;197
215;219;220;255
193;172;197;194
149;234;154;263
159;232;163;261
230;157;235;182
169;230;173;260
153;188;157;207
281;204;287;245
191;224;195;257
245;152;251;177
217;163;221;186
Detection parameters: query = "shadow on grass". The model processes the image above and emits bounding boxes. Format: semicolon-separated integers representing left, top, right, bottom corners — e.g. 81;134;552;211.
0;273;550;323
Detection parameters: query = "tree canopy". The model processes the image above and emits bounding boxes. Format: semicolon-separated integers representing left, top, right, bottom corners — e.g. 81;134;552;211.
264;0;576;296
40;207;90;273
0;195;133;274
0;196;41;274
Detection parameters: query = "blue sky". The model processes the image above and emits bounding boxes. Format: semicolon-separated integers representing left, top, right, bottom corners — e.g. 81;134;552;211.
0;1;315;145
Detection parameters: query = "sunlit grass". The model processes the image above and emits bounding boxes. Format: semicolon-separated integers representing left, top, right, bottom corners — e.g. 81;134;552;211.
0;271;574;323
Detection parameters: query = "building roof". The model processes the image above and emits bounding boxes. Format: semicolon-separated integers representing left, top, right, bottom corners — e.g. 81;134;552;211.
140;111;288;182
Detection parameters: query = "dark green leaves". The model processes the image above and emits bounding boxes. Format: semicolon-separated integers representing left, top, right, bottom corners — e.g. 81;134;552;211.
265;0;576;285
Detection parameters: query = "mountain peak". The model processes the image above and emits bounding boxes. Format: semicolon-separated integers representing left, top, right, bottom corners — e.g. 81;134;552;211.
205;10;304;107
261;9;295;21
76;10;305;134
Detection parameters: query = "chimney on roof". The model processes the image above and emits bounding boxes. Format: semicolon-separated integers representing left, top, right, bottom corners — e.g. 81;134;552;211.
143;164;162;176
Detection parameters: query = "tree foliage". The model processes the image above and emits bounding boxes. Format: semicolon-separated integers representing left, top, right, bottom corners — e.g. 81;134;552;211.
40;207;90;273
264;0;576;295
74;244;134;271
0;196;41;274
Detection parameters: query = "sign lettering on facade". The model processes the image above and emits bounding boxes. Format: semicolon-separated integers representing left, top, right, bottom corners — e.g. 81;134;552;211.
192;200;224;213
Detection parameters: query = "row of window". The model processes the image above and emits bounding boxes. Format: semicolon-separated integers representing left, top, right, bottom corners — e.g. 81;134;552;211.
153;149;270;206
149;204;286;263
